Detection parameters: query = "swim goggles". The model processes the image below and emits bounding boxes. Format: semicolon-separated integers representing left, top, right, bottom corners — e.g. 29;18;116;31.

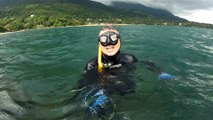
98;32;120;46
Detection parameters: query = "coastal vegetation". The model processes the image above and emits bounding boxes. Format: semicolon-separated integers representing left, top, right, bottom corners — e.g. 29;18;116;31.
0;0;212;33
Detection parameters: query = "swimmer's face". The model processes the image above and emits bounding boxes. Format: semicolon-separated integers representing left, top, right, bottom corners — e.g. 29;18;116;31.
99;29;121;56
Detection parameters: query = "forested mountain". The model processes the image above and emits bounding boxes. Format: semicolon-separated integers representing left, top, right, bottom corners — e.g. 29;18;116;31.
0;0;212;32
111;1;184;21
0;0;182;20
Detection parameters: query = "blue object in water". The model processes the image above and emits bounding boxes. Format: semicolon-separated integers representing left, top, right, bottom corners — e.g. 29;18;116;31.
85;89;113;115
88;94;110;114
158;73;176;80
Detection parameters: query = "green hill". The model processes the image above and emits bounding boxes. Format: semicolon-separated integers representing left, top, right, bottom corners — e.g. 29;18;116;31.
111;1;184;21
0;0;212;32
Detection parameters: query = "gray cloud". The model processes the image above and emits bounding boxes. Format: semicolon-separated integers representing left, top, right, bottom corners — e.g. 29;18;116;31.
92;0;213;24
93;0;213;13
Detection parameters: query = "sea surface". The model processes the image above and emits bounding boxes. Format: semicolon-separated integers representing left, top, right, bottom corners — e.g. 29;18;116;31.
0;25;213;120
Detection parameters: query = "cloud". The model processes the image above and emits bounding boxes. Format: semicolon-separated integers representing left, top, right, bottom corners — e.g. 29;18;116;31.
91;0;213;24
177;8;213;24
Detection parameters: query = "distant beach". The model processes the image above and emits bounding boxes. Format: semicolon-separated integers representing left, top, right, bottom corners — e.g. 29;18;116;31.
0;23;129;36
0;29;26;36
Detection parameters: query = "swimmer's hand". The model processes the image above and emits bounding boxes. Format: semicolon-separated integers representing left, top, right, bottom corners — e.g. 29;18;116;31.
86;89;114;117
158;72;176;80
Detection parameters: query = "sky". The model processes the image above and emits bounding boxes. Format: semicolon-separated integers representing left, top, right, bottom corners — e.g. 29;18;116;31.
92;0;213;24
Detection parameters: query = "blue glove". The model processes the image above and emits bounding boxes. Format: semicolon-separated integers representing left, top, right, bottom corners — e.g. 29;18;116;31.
88;94;111;114
85;89;113;116
158;73;176;80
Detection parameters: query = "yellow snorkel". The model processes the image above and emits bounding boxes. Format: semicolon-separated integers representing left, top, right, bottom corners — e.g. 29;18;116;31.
98;44;103;73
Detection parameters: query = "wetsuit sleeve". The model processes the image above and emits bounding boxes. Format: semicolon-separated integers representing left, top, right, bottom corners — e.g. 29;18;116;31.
122;53;138;65
140;60;161;73
85;57;98;71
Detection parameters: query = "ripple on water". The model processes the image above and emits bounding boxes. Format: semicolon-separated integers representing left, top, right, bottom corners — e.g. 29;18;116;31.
0;90;25;119
1;26;213;120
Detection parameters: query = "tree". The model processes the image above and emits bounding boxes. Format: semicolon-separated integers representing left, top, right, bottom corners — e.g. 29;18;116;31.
0;26;7;32
24;22;34;29
36;15;48;25
7;19;24;31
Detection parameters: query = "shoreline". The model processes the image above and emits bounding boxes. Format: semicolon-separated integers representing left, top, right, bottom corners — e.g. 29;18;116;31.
0;23;129;36
0;29;26;36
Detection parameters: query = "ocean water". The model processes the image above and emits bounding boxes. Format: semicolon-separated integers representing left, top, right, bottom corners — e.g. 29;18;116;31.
0;25;213;120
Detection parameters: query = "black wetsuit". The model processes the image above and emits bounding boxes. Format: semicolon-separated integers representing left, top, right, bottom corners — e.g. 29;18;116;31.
75;51;138;95
71;51;138;118
72;52;162;118
85;51;138;71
